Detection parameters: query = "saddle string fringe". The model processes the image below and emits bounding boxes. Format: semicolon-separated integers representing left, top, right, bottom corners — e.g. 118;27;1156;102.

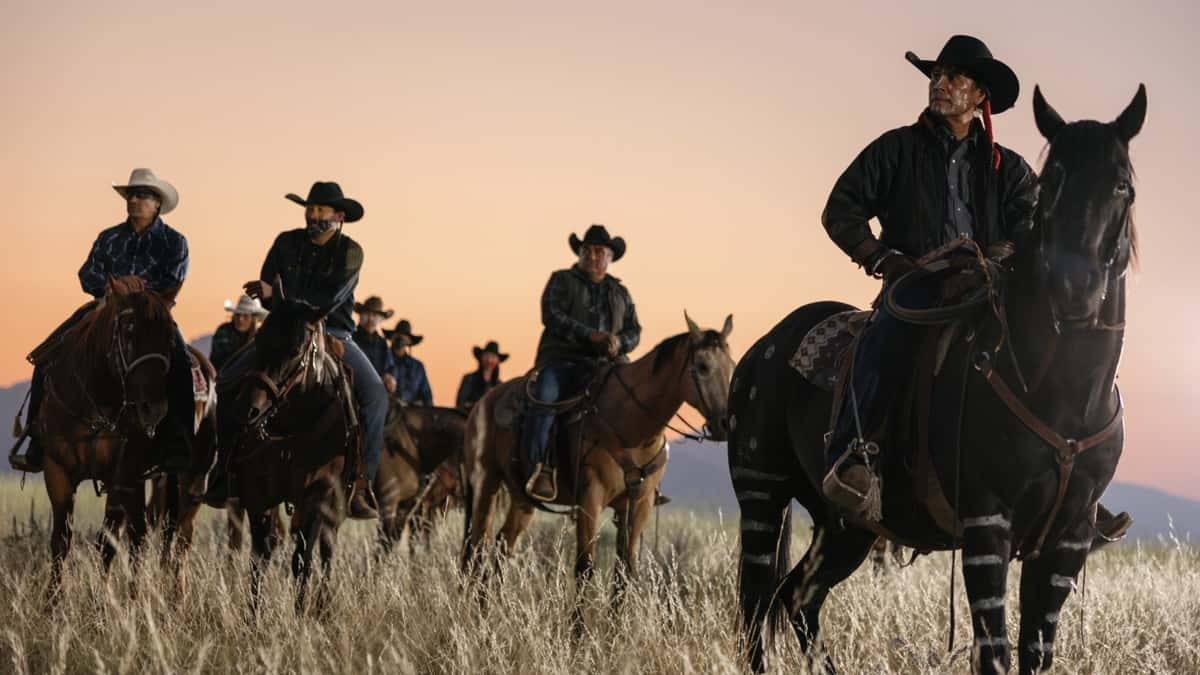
862;471;883;522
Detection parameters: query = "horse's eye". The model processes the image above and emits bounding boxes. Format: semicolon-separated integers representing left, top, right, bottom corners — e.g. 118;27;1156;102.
1114;181;1132;197
695;364;711;377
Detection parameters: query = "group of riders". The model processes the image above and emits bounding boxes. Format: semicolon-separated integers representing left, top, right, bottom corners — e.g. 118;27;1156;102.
7;33;1130;540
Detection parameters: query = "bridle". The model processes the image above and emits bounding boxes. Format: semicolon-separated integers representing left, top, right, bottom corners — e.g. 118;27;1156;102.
241;323;324;441
48;304;172;434
607;338;724;443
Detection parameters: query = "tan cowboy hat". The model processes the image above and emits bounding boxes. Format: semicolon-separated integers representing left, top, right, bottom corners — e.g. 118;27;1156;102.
353;295;394;318
224;294;268;317
112;168;179;215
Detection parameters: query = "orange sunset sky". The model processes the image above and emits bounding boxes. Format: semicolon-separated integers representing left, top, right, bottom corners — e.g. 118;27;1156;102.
3;1;1198;498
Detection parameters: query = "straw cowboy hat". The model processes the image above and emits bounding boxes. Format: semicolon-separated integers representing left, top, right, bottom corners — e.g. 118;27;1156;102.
472;341;510;363
569;224;626;262
112;168;179;215
353;295;394;318
224;294;269;317
384;319;423;346
905;34;1019;114
285;181;364;223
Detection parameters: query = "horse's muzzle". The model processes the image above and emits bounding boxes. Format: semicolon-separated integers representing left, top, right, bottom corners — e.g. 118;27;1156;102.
135;399;168;437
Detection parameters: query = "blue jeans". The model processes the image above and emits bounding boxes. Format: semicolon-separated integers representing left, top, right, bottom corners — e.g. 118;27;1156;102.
217;330;387;480
28;301;192;455
519;360;589;469
826;283;935;467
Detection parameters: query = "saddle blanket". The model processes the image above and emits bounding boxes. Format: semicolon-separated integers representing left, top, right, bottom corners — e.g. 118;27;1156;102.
189;353;210;402
789;310;870;391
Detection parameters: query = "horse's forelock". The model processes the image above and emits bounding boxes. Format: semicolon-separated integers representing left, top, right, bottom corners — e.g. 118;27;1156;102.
651;329;726;373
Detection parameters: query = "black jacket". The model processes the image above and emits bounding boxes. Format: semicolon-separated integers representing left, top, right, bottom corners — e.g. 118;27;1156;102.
259;229;363;334
456;369;499;410
822;114;1037;261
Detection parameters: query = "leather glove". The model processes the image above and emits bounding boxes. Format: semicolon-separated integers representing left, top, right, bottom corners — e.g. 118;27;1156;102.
878;254;918;286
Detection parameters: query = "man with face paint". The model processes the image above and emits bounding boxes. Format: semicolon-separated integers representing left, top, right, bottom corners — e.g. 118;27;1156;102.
10;168;192;475
206;181;387;520
521;224;641;501
817;35;1131;540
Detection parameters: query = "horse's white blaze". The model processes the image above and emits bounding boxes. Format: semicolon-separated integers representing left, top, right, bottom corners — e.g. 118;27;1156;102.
1050;574;1075;589
731;467;789;482
963;554;1004;567
969;597;1006;612
736;490;772;502
740;520;776;533
742;553;773;566
963;514;1011;530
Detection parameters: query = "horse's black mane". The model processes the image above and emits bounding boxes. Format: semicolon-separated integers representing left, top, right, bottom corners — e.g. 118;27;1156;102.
652;330;724;373
255;300;314;370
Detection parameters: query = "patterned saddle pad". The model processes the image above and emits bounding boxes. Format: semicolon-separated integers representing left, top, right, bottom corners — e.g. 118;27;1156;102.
789;310;871;391
188;350;211;403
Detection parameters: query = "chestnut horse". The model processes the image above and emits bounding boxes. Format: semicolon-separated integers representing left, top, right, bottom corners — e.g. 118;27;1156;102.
219;298;356;611
376;403;468;553
38;280;180;595
462;313;734;630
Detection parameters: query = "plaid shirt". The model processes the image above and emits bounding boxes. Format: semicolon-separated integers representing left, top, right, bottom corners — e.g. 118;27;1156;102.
78;218;189;298
540;267;641;357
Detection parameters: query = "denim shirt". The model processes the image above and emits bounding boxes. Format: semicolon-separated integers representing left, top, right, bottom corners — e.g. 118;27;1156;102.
78;218;189;298
939;125;978;241
386;355;433;406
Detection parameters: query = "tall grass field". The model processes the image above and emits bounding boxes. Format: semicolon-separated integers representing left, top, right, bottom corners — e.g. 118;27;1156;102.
1;476;1197;673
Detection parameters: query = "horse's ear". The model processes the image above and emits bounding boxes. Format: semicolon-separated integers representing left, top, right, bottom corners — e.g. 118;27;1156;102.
1033;85;1066;141
684;310;702;340
273;273;285;302
1113;83;1147;143
720;314;734;339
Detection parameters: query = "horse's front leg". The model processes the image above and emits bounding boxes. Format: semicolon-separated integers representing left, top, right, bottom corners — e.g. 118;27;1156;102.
612;482;654;604
247;508;278;615
44;458;77;603
961;509;1016;674
97;489;128;572
572;478;607;639
1016;519;1092;674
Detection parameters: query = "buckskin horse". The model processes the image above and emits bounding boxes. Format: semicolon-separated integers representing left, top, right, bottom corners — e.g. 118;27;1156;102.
35;280;180;597
729;85;1145;674
376;403;468;553
219;296;357;612
462;313;734;630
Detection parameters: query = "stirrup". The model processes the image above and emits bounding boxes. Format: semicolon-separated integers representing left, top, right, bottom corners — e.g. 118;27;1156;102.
821;439;882;521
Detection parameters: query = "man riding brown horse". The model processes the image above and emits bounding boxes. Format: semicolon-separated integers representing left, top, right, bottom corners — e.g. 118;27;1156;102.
818;34;1130;540
206;181;386;519
9;168;194;475
522;224;641;501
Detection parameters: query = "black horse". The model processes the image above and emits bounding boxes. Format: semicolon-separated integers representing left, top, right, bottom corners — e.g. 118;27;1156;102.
730;85;1146;674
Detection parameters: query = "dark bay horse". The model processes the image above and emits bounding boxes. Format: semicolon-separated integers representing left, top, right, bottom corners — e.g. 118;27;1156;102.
38;280;180;595
462;313;734;630
376;403;468;552
730;86;1146;674
220;298;356;611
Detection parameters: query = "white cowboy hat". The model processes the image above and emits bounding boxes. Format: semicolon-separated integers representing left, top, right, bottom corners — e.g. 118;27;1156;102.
224;294;268;317
112;168;179;215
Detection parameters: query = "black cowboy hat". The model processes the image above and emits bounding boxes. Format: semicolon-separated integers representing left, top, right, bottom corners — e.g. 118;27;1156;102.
472;340;510;363
384;319;423;346
569;224;626;262
353;295;394;318
285;181;364;223
905;35;1019;114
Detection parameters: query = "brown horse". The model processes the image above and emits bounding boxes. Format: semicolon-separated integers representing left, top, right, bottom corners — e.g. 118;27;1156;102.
376;403;468;553
461;313;734;628
38;280;180;595
219;298;356;611
144;344;217;583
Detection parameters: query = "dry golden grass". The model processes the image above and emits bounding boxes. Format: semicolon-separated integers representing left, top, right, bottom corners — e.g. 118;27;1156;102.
1;475;1198;674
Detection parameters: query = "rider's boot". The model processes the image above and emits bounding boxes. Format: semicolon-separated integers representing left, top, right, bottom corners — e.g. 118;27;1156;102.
1092;502;1133;549
349;477;379;520
821;448;875;515
525;463;557;502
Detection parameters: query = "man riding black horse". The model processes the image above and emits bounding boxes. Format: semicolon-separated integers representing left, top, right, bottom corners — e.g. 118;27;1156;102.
9;168;193;474
522;224;641;501
819;35;1130;539
206;181;386;520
